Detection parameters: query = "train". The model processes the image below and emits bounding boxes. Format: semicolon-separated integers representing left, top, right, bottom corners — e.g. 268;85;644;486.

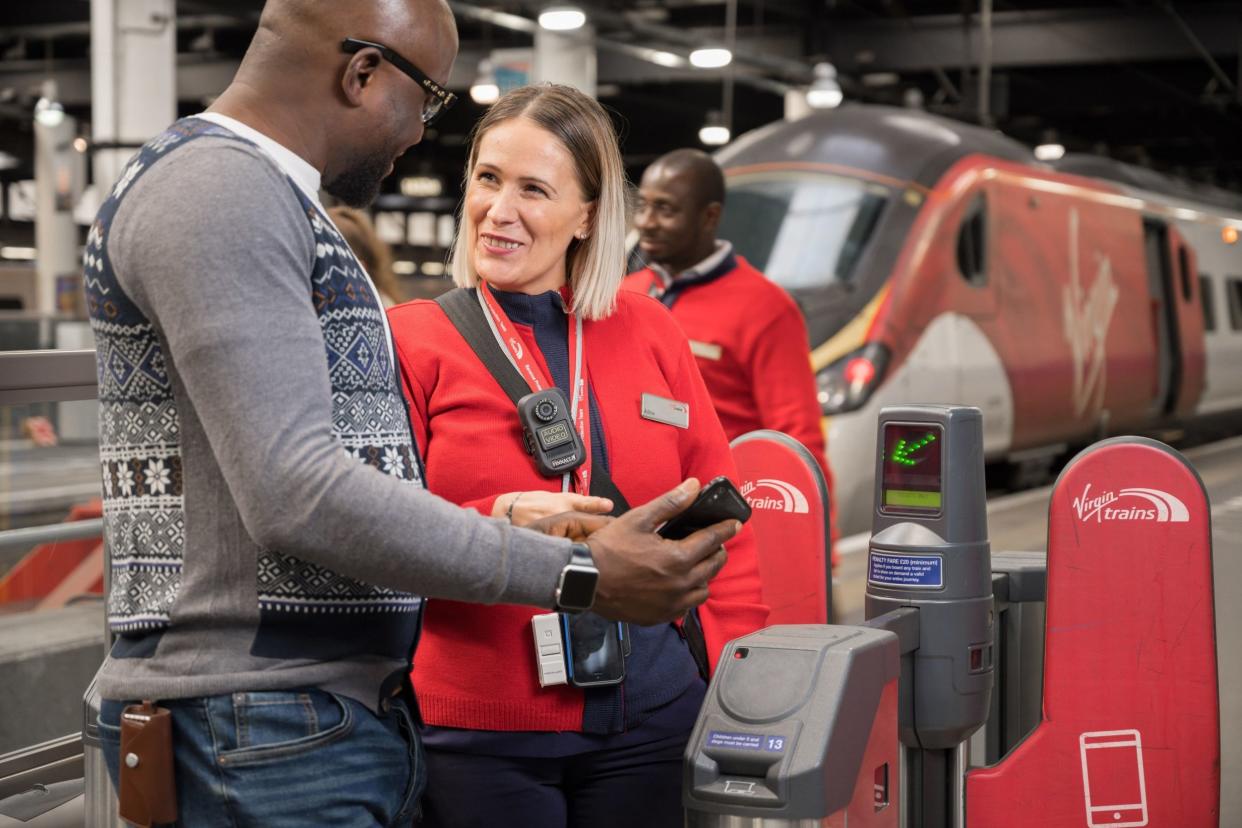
712;104;1242;536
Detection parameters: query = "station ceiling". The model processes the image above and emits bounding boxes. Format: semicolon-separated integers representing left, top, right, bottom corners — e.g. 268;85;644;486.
1;0;1240;201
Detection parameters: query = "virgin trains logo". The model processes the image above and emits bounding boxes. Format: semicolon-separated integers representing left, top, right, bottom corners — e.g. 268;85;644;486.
740;479;809;514
1072;483;1189;524
1062;208;1119;419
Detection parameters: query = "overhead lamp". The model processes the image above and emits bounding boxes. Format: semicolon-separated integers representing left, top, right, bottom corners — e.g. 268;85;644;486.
1034;130;1066;161
649;50;684;68
698;111;730;146
689;48;732;69
805;63;843;109
470;59;500;105
33;96;65;128
1;246;37;260
73;136;88;153
538;6;586;31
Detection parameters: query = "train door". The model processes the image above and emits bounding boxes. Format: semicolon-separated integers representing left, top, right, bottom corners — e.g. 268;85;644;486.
950;185;1012;454
1167;228;1206;415
1142;219;1204;416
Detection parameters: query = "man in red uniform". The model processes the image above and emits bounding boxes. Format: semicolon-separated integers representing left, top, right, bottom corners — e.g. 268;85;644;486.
624;148;836;545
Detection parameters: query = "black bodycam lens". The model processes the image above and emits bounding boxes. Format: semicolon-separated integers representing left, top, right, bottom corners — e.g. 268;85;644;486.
534;399;558;422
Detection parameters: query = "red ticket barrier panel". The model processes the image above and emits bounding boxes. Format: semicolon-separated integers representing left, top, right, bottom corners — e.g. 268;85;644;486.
731;430;832;625
966;437;1219;827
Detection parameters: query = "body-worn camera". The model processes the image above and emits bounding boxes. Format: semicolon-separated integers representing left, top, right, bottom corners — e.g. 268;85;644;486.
517;388;586;478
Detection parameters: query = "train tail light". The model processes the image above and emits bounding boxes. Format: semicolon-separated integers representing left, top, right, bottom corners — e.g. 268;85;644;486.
816;342;890;415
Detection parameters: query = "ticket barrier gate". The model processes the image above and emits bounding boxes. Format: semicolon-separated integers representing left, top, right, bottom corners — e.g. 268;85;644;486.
685;406;1221;827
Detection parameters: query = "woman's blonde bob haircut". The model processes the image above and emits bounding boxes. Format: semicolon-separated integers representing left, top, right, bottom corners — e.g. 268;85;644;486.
449;84;629;321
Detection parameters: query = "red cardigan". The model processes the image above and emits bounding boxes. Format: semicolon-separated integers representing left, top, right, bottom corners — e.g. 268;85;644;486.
388;290;768;732
623;257;831;488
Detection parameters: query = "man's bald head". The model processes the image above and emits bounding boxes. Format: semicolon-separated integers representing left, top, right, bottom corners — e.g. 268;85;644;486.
647;149;725;212
634;148;726;273
213;0;458;206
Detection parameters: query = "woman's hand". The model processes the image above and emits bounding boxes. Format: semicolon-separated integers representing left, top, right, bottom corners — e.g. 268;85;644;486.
493;491;614;526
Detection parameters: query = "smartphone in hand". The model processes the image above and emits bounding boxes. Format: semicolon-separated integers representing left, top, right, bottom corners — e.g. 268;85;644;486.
658;476;752;540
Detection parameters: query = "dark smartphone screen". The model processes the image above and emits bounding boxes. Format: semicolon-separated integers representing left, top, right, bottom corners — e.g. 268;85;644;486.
562;612;625;686
658;476;752;540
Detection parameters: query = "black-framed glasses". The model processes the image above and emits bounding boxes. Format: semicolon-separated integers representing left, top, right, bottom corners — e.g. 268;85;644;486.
341;37;458;126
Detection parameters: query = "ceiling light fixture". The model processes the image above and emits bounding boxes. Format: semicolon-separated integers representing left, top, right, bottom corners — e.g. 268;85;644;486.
1034;130;1066;161
698;111;730;146
538;6;586;31
805;63;843;109
33;96;65;128
649;50;684;68
470;59;500;105
689;48;732;69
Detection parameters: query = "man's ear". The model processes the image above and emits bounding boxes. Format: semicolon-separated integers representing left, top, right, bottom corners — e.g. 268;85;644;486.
702;201;723;233
341;49;383;107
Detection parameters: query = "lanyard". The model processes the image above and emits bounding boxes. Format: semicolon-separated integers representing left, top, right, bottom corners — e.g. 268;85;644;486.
476;283;592;495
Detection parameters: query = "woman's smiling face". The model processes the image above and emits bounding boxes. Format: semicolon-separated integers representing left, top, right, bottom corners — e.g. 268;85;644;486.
466;117;594;295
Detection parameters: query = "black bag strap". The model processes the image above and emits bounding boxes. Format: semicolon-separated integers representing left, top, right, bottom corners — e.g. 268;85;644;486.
435;288;710;679
435;288;632;514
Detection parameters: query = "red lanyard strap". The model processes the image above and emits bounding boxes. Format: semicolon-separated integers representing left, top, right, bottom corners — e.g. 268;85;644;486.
477;283;592;494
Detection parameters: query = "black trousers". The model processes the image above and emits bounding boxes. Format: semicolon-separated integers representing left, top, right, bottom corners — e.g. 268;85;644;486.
418;730;688;828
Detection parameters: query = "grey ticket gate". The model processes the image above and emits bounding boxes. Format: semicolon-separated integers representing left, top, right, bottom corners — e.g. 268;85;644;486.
684;405;996;827
685;405;1223;827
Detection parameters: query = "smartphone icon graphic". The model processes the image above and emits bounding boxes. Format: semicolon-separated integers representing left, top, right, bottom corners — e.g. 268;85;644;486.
1079;730;1148;827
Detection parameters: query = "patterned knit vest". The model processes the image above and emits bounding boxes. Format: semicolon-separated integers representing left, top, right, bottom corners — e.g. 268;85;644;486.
84;117;424;660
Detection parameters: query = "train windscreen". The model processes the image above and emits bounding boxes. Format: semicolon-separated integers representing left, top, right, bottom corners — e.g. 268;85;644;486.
719;172;890;290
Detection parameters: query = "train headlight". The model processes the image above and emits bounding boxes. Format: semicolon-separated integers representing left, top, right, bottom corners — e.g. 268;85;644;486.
816;342;890;415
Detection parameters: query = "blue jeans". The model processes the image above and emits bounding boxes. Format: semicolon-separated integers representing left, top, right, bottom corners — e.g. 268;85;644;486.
98;689;423;827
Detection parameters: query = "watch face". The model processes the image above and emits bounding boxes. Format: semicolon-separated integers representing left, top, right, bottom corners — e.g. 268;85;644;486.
559;565;599;610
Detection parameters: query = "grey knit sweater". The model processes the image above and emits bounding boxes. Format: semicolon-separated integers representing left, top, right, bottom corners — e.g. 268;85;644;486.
84;117;571;709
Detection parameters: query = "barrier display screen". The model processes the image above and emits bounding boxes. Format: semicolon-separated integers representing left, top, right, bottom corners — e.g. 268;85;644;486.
880;423;943;515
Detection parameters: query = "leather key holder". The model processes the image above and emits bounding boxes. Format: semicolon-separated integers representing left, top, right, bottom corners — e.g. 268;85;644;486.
118;701;178;827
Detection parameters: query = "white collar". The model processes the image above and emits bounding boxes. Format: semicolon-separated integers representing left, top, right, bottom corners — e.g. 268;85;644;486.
650;240;734;285
195;112;323;205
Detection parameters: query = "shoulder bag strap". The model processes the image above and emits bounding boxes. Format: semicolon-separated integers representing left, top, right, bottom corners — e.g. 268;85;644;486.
435;288;632;514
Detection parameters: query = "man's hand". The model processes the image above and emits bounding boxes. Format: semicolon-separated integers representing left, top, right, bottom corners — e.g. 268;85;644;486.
527;511;613;542
584;479;738;626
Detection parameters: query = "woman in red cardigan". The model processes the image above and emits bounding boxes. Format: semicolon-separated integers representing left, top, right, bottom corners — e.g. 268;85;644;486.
387;84;767;828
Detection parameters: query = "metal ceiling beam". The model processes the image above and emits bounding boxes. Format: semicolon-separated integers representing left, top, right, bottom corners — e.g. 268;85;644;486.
821;6;1241;72
449;0;804;89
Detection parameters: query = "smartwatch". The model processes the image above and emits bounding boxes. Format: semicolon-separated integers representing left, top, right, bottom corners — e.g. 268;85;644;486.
555;542;599;613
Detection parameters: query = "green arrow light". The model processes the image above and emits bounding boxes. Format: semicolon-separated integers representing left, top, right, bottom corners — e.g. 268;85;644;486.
889;432;937;466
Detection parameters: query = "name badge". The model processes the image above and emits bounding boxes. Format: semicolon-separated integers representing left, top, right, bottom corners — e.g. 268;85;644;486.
689;340;723;361
641;393;690;429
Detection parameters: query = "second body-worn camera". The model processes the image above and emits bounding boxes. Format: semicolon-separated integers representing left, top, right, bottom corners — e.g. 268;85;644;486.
517;388;586;478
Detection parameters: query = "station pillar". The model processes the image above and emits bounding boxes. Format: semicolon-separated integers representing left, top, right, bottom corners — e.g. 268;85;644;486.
89;0;177;191
532;28;597;96
33;83;83;329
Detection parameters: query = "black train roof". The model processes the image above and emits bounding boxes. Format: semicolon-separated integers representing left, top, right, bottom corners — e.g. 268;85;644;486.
715;104;1034;190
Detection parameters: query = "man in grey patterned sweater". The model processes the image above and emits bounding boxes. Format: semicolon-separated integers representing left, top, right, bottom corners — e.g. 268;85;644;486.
83;0;736;823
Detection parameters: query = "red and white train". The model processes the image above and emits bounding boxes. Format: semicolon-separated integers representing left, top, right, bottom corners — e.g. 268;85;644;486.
714;104;1242;535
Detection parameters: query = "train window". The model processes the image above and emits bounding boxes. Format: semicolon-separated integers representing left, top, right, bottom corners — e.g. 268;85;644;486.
1199;275;1216;332
718;172;891;290
956;195;988;287
1228;277;1242;331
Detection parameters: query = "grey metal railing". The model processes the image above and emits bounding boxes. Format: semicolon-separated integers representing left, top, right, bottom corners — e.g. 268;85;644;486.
0;349;98;405
0;520;105;552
